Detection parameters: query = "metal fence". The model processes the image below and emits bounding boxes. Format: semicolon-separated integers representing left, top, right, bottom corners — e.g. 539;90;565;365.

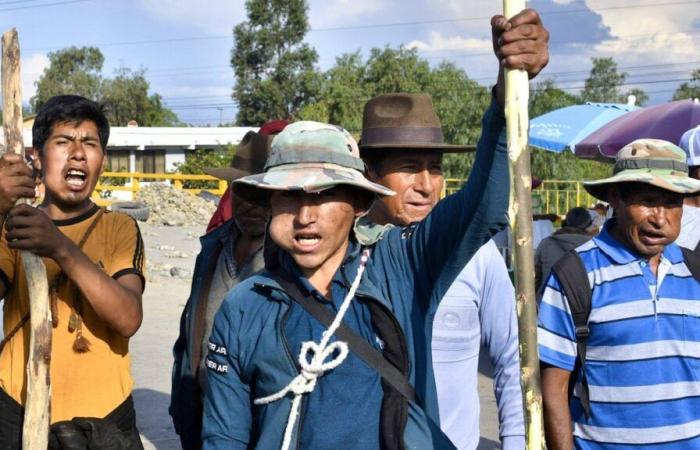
443;178;598;216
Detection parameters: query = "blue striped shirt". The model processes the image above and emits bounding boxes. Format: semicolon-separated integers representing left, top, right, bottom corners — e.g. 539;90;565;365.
538;221;700;449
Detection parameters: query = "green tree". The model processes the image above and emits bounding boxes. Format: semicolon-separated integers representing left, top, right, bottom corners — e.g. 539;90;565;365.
31;47;180;126
232;0;321;125
529;79;579;118
31;46;104;110
581;57;625;103
673;68;700;101
580;57;647;105
101;67;180;126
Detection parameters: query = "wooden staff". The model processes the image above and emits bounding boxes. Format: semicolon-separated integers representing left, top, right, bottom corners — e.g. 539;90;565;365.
501;2;545;449
2;28;52;450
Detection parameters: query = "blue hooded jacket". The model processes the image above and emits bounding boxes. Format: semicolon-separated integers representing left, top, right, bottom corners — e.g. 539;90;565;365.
202;99;509;449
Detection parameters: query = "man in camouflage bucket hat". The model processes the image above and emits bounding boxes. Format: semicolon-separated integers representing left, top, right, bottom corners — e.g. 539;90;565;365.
538;139;700;449
200;10;548;449
200;106;509;448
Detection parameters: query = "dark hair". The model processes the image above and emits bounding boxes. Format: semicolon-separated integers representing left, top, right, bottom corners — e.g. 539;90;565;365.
32;95;110;152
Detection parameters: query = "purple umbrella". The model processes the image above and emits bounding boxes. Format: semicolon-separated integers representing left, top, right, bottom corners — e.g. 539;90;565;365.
575;99;700;161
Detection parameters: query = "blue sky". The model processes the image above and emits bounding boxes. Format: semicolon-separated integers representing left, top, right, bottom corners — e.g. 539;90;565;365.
1;0;699;125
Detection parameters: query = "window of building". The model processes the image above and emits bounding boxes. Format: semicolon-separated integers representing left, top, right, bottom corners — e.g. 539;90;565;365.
107;149;130;172
136;149;165;174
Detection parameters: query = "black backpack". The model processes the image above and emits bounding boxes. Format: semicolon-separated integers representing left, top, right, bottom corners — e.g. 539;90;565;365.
550;242;700;418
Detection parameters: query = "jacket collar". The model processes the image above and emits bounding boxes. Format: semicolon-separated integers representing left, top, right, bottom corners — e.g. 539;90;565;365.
264;240;389;308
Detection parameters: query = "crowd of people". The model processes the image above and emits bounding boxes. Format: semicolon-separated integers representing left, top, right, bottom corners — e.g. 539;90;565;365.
1;6;700;450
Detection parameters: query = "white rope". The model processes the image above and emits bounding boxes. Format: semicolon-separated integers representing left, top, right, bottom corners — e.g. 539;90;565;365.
254;248;372;450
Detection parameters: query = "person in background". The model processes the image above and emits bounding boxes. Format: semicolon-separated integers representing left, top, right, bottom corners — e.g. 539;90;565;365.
359;90;526;449
170;123;287;450
534;206;595;297
205;120;289;233
676;125;700;251
539;139;700;449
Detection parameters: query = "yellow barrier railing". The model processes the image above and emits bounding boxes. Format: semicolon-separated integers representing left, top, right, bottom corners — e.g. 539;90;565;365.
93;172;227;205
443;179;598;216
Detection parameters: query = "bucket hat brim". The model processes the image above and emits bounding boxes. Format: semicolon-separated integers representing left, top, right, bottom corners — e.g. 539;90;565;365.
358;142;474;153
233;162;395;199
583;168;700;202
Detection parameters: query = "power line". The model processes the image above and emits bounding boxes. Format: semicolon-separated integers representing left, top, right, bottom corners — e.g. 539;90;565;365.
0;0;87;11
310;0;700;32
22;1;700;52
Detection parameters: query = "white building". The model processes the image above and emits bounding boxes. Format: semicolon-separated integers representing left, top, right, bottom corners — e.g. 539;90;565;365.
1;125;258;173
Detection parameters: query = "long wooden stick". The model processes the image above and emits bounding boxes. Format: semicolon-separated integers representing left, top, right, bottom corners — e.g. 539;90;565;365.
502;2;545;449
2;28;52;450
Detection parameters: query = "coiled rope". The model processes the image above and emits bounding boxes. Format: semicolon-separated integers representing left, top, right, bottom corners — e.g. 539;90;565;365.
254;248;372;450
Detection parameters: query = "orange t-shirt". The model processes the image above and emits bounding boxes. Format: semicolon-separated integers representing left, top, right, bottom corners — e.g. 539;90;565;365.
0;204;145;423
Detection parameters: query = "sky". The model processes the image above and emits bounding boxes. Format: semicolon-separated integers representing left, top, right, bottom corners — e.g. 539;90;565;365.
0;0;698;126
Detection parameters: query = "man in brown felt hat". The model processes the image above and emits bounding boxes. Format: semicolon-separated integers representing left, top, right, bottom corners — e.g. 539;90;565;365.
170;122;287;450
358;10;550;449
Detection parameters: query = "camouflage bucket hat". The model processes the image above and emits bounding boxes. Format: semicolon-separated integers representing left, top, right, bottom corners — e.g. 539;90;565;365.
583;138;700;202
233;121;395;200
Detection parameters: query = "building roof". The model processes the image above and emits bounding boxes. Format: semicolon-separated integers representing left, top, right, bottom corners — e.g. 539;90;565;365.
1;126;259;150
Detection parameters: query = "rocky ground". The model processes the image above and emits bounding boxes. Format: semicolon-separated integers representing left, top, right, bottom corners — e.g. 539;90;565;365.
131;222;503;450
136;184;217;227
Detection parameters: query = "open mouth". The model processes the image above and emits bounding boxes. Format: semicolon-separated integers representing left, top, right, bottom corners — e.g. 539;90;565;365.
294;233;321;248
65;169;87;189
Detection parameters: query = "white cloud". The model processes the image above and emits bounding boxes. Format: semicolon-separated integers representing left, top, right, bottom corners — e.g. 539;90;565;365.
308;0;392;28
407;31;491;52
586;0;700;73
21;53;49;102
135;0;244;34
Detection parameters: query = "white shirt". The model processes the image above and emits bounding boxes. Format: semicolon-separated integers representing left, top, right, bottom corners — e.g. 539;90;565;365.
432;240;524;450
677;204;700;251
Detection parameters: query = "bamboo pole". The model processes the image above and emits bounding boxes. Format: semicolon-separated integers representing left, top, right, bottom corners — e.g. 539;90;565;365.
501;2;545;449
2;28;52;450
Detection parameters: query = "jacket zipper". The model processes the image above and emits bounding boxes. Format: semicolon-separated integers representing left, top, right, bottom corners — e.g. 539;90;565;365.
279;297;305;450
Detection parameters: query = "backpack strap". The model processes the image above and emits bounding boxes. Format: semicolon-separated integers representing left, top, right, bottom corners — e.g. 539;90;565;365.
270;269;417;402
551;250;593;418
681;246;700;282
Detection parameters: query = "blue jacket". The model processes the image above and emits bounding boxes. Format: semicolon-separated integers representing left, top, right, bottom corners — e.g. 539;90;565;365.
170;220;230;450
202;101;508;450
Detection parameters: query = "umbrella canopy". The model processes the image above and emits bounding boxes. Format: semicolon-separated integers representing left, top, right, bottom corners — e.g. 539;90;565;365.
575;99;700;160
528;102;637;153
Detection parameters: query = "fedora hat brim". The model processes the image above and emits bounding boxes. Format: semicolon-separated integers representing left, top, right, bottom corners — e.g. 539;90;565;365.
359;142;475;153
203;166;250;181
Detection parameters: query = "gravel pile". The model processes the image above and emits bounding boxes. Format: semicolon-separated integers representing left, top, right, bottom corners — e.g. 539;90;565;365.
136;183;217;227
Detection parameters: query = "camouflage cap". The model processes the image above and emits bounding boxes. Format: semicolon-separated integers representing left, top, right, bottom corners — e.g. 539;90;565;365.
233;121;395;198
583;138;700;201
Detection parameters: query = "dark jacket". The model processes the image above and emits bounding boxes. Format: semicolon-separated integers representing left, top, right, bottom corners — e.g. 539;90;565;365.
535;227;593;297
202;101;509;450
170;220;246;450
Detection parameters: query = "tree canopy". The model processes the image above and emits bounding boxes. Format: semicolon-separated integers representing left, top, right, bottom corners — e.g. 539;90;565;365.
232;0;321;125
673;68;700;101
31;47;180;126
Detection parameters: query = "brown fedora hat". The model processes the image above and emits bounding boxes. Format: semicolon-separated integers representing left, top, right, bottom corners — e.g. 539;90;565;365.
359;93;473;153
204;131;274;181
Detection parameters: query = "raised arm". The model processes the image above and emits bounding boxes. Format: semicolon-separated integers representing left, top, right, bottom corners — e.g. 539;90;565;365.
387;9;549;307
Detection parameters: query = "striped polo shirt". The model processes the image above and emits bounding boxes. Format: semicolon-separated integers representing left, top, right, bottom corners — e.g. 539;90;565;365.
538;222;700;449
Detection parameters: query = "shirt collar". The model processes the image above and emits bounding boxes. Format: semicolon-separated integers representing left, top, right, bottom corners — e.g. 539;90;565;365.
594;218;684;265
281;239;361;299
